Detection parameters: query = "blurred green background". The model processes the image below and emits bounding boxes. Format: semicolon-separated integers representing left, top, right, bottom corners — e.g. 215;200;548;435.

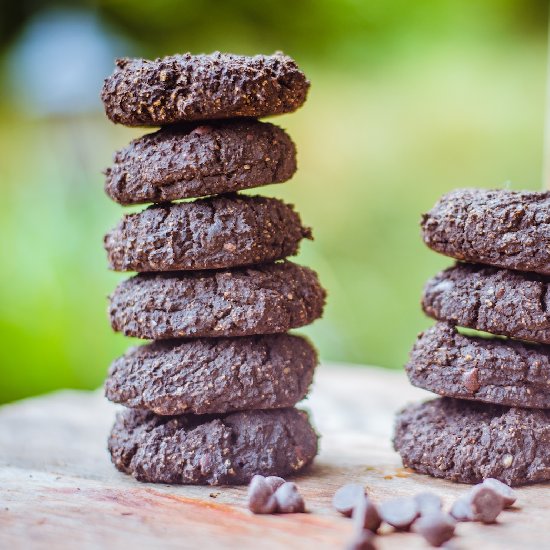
0;0;548;404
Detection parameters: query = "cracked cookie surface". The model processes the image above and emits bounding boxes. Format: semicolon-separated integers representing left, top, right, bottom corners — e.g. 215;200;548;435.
101;52;309;126
423;262;550;344
109;261;326;339
406;322;550;408
108;407;318;485
104;194;311;272
421;188;550;275
105;120;296;205
105;334;317;415
394;397;550;486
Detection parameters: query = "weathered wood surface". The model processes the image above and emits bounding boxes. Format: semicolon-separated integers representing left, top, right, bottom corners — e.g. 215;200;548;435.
0;364;548;550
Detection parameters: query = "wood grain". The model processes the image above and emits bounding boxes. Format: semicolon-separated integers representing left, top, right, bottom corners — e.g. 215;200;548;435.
0;364;548;549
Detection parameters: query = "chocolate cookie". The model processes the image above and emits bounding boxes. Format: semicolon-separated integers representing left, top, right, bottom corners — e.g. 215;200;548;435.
108;407;318;485
423;263;550;344
104;194;311;272
105;334;317;415
109;261;326;339
406;322;550;408
101;52;309;126
104;120;297;205
394;397;550;486
421;188;550;275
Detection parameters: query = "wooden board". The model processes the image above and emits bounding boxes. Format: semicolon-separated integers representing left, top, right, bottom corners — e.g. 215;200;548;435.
0;364;548;550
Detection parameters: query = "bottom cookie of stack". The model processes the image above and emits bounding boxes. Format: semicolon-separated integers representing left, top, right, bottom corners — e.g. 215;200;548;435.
393;397;550;486
109;407;318;485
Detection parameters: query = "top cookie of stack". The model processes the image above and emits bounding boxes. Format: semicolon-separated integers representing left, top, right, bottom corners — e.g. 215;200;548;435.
100;52;326;486
394;188;550;487
102;52;309;127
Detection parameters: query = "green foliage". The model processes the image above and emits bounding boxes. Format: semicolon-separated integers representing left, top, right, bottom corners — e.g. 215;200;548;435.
96;0;546;63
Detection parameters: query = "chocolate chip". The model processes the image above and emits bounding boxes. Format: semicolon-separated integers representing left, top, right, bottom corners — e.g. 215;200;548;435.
247;475;277;514
469;484;504;523
378;497;419;530
483;478;516;507
450;497;474;522
273;482;305;513
412;511;456;547
345;529;377;550
333;483;366;517
414;492;442;516
265;476;286;493
463;367;480;393
352;496;381;532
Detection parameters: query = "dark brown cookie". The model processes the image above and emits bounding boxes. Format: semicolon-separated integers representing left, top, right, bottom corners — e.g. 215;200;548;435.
406;322;550;408
421;188;550;275
104;194;311;272
423;262;550;345
104;120;297;205
393;397;550;486
109;261;326;339
101;52;309;126
108;407;318;485
105;334;317;415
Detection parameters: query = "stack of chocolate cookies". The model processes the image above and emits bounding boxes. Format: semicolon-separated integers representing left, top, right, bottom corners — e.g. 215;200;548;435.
99;52;326;485
394;188;550;486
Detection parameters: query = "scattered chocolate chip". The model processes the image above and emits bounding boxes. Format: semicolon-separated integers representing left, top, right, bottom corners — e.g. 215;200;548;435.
414;492;442;516
469;484;504;524
378;497;419;530
273;482;306;513
345;529;377;550
412;511;456;547
265;476;286;493
451;484;507;524
352;496;381;532
450;497;474;522
247;475;277;514
483;478;517;507
333;483;366;517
